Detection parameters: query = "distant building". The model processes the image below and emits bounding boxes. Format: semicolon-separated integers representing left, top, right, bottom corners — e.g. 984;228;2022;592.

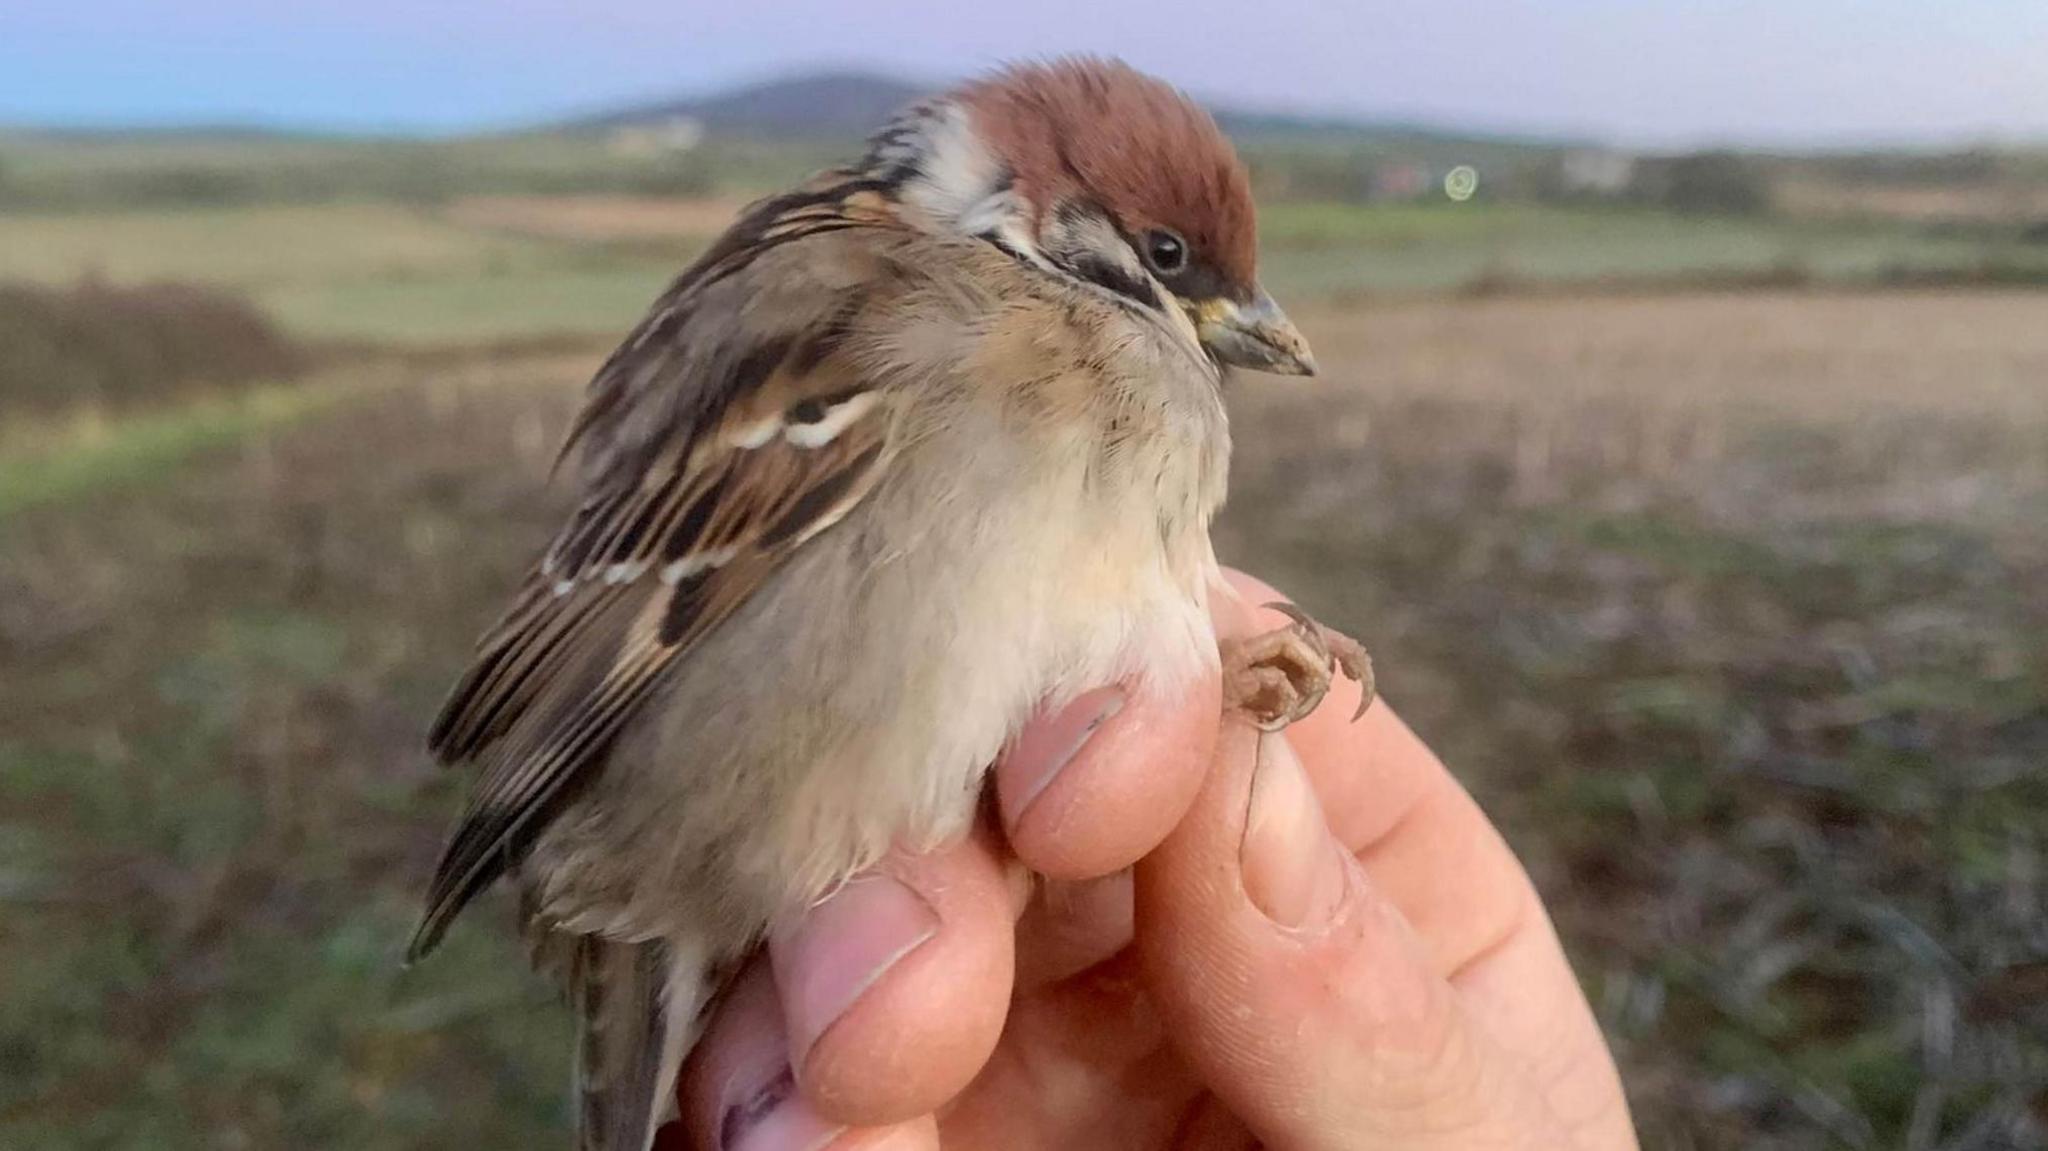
1373;162;1432;201
607;117;706;157
1559;149;1637;196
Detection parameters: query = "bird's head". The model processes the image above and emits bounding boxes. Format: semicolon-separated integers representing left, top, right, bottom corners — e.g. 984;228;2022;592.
870;57;1315;376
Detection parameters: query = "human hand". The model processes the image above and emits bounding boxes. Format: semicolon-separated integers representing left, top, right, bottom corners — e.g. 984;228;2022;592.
661;571;1638;1150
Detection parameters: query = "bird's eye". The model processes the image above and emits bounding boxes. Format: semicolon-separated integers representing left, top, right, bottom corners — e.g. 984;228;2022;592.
1141;229;1188;275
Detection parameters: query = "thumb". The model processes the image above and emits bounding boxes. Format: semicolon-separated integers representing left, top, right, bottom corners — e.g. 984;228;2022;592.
1133;720;1575;1151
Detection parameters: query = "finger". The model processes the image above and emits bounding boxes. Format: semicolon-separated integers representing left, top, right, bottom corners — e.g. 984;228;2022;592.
1217;570;1529;979
1214;570;1413;848
1323;707;1636;1145
1167;1096;1258;1151
995;669;1221;881
1216;571;1635;1146
673;965;942;1151
945;934;1207;1150
1012;870;1134;991
1134;722;1579;1150
766;819;1021;1126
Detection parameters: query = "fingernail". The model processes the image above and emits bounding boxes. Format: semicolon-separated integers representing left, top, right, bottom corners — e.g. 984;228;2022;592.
773;873;940;1063
1001;685;1127;831
719;1065;843;1151
1240;732;1350;929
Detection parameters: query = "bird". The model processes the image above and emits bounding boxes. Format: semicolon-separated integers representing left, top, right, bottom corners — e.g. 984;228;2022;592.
408;56;1371;1151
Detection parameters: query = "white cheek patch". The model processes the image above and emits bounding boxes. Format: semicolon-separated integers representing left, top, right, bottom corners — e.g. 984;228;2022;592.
898;104;1004;224
955;189;1012;236
784;392;878;449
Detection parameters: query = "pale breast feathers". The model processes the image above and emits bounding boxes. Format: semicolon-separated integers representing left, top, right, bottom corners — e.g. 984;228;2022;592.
408;178;910;960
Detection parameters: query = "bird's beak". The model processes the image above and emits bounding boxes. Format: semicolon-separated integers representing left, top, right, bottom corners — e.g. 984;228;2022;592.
1193;289;1317;376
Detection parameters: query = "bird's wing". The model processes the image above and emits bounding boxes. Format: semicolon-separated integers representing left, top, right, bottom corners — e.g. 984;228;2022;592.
409;174;908;959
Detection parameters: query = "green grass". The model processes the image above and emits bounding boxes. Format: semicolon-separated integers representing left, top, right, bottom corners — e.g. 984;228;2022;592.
0;372;394;519
0;129;836;208
0;202;691;343
1258;201;2047;297
3;134;2046;1146
0;645;570;1148
0;203;552;285
1214;345;2048;1147
3;292;2045;1147
262;264;675;344
5;194;2041;345
0;357;586;1148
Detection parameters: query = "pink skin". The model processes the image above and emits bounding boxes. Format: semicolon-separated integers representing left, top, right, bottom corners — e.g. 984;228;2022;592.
664;571;1638;1151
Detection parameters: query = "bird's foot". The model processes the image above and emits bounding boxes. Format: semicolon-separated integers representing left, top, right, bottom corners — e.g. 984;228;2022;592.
1220;602;1376;732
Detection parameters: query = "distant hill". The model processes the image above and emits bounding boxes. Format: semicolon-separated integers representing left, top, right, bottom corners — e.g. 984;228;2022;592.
576;71;930;139
572;69;1569;161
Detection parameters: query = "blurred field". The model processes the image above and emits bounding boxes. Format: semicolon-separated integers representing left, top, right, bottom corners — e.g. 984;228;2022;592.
0;129;838;208
5;195;2043;344
2;165;2046;1148
1775;177;2048;225
0;203;685;344
1225;293;2048;1148
1260;203;2048;298
0;280;303;422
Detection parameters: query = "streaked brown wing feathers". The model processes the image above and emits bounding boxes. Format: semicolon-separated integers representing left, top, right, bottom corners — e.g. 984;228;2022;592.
413;378;892;958
410;186;906;959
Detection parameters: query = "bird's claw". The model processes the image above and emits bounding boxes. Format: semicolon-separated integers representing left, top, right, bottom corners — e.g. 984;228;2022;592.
1220;602;1377;731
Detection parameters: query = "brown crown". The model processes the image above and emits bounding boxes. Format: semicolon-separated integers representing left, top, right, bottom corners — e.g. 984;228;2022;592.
958;58;1258;290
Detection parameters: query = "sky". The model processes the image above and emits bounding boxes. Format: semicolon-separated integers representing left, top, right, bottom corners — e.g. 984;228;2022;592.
5;0;2047;147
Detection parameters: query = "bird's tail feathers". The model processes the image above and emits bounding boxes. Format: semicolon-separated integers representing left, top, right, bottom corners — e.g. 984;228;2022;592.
571;934;712;1151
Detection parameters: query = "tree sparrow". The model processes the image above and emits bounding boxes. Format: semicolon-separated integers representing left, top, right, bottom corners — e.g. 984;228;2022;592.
408;57;1370;1151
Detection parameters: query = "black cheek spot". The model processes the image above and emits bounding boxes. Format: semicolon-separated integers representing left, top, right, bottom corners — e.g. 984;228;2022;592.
1070;256;1164;312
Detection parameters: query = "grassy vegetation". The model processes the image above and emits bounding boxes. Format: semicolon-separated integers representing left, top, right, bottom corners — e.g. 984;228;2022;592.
2;292;2042;1147
0;129;835;208
0;203;692;343
4;195;2042;346
1259;201;2048;297
0;356;587;1147
0;280;304;419
1220;294;2048;1147
2;131;2045;1148
0;372;390;519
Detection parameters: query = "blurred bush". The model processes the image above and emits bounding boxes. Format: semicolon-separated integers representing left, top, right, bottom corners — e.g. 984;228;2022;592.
0;279;304;418
0;133;808;210
1635;151;1775;215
